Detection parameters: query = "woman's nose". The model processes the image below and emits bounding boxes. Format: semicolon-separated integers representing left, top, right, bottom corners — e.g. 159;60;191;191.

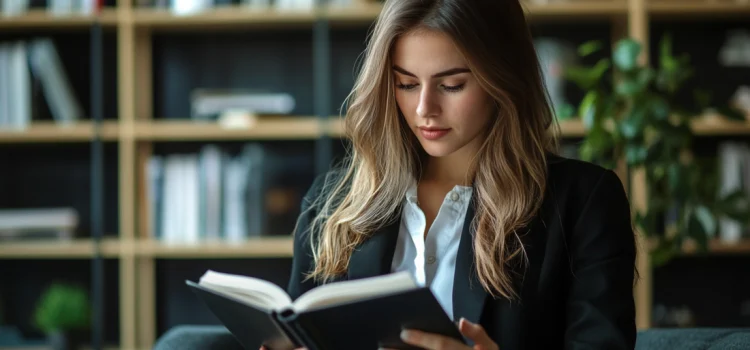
416;87;440;118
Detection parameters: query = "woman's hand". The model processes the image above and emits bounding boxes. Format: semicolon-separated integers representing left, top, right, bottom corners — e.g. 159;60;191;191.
381;318;498;350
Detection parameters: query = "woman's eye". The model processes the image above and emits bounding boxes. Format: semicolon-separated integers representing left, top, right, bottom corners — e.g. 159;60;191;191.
396;83;418;91
442;84;465;93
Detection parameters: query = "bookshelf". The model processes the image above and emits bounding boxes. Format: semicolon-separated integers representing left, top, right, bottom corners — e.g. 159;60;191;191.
1;0;750;349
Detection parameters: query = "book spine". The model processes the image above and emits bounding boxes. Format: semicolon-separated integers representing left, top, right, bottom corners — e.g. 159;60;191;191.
275;309;323;350
270;309;305;349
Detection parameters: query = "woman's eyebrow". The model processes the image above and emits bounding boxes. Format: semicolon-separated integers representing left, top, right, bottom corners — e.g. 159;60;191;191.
392;65;471;78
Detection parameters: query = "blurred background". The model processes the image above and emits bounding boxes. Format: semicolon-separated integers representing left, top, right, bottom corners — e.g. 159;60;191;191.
0;0;748;349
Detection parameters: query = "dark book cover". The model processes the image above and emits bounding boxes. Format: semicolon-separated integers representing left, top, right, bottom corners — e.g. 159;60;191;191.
186;281;300;350
187;280;464;350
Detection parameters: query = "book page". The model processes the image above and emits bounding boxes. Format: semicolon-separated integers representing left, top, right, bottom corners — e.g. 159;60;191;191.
293;271;418;312
199;270;292;311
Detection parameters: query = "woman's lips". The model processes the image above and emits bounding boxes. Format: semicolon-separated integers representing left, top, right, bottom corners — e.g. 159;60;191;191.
418;126;451;140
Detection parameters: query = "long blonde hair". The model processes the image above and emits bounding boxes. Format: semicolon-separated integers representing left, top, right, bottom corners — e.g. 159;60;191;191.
304;0;559;300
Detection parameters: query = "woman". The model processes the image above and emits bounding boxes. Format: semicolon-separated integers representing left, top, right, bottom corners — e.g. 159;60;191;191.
285;0;638;349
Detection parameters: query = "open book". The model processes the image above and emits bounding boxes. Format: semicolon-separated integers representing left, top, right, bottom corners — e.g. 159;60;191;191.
187;270;464;350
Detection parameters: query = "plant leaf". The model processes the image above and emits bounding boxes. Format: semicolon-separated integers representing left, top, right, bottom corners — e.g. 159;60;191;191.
693;204;717;238
659;33;675;71
651;240;678;267
619;106;646;140
648;95;670;121
579;90;599;129
578;40;603;57
687;210;710;252
564;66;598;90
637;67;656;88
579;127;613;163
614;39;642;72
626;144;648;165
555;103;576;120
718;190;750;223
564;59;611;90
668;162;686;194
645;138;664;162
616;79;641;97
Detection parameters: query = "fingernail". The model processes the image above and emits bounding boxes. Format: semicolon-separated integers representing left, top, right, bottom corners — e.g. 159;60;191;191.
400;330;412;341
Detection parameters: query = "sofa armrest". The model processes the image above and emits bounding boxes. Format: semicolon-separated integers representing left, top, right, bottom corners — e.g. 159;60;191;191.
636;328;750;350
153;325;244;350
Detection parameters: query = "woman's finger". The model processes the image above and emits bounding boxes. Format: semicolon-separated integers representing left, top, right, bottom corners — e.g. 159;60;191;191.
458;318;497;350
400;329;467;349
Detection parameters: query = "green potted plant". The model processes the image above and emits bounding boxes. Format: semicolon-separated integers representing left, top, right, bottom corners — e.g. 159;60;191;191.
563;35;750;266
33;283;91;350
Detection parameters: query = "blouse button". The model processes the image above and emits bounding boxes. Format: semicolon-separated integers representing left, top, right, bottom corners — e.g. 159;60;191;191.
450;192;459;201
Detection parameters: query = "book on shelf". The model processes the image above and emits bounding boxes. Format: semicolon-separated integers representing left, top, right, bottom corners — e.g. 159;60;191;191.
148;143;313;244
1;0;30;17
718;141;750;243
187;270;464;350
190;89;296;121
0;37;82;131
47;0;97;16
0;207;78;241
0;41;31;131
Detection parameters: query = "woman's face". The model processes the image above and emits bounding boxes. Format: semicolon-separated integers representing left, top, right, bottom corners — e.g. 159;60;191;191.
392;29;495;159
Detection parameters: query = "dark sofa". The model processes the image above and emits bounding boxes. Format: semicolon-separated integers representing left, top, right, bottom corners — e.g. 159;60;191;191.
153;325;750;349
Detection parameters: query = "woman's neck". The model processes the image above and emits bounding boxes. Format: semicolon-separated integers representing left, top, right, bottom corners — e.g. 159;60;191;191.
422;152;474;187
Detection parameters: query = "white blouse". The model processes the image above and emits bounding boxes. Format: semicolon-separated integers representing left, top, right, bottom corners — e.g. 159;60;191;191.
390;181;473;321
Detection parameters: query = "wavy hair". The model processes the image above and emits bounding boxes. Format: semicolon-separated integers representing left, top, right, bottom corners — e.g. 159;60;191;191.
303;0;559;300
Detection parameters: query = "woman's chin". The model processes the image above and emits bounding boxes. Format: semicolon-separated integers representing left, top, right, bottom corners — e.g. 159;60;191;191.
419;142;457;158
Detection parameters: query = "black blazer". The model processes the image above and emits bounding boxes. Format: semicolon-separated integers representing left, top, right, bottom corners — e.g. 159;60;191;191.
287;154;637;350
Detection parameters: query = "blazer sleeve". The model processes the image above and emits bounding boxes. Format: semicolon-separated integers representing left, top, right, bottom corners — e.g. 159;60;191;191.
565;169;637;349
286;172;329;301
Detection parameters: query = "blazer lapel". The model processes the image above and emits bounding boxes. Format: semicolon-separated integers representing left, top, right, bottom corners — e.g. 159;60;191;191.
451;192;549;323
452;199;488;324
347;216;401;280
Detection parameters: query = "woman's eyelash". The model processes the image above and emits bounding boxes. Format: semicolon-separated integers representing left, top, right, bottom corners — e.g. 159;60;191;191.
396;83;417;91
442;84;465;92
395;83;465;92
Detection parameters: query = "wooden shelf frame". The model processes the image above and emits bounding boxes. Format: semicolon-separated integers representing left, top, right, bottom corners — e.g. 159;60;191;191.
5;236;750;259
648;0;750;18
0;116;748;144
0;121;120;143
0;238;121;259
131;6;318;30
523;0;630;20
135;237;294;259
0;8;118;29
1;1;749;31
3;0;750;349
133;117;324;141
